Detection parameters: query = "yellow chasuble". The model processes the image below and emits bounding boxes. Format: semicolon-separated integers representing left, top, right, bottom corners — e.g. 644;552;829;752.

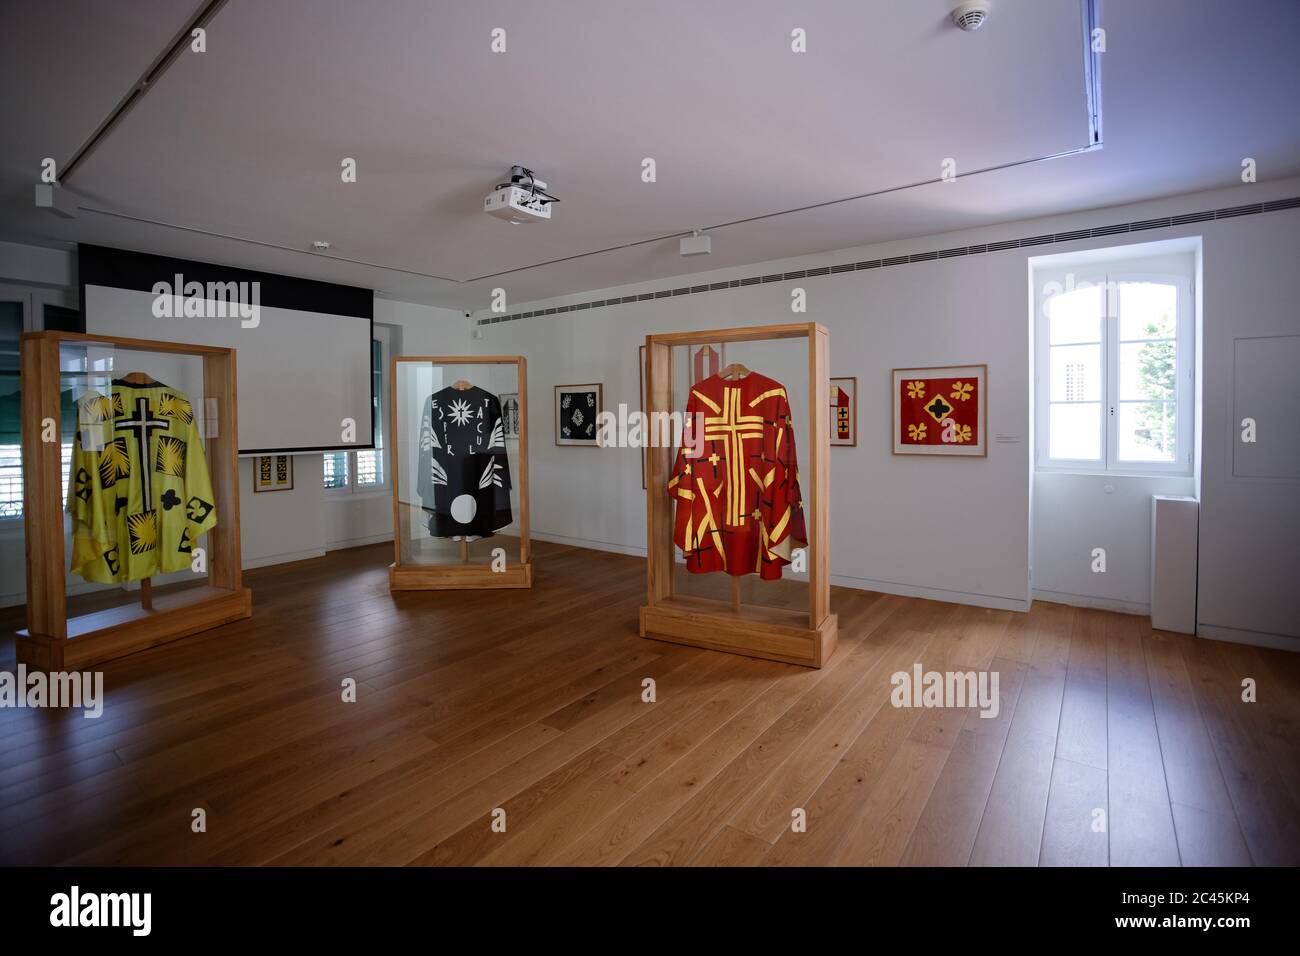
67;380;218;584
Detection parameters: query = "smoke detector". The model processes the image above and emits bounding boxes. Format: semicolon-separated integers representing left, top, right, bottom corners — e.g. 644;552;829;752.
950;2;990;31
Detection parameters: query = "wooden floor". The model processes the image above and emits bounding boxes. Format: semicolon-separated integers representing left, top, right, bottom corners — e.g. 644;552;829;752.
2;542;1297;866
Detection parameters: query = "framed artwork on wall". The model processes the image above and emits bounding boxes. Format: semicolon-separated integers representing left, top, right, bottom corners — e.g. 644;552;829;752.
830;376;857;446
500;391;521;439
555;383;603;446
254;454;294;492
892;364;987;457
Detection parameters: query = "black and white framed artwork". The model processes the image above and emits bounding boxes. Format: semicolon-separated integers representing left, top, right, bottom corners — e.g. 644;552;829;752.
554;383;602;446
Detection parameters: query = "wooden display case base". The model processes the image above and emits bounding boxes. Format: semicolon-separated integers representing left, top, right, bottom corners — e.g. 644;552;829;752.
16;586;253;671
388;562;534;590
639;595;838;668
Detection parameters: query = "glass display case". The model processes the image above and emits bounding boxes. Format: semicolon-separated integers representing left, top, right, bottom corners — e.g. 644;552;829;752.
389;355;532;589
17;331;250;669
641;323;835;666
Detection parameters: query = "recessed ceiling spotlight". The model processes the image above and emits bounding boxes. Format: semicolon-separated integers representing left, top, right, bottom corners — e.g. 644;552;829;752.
311;240;331;251
950;1;990;31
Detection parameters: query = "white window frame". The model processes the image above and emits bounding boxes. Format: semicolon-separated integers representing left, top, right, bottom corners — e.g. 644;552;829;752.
325;325;391;496
1035;254;1195;477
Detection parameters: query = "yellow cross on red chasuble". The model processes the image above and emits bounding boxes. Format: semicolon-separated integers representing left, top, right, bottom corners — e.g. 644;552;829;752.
667;371;807;580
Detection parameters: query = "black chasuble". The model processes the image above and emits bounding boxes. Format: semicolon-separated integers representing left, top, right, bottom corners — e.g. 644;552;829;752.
416;385;513;538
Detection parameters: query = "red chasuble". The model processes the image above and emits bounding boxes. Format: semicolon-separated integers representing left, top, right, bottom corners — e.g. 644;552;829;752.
667;371;807;579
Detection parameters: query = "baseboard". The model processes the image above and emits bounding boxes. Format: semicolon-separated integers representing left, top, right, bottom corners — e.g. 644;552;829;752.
326;533;393;552
1032;588;1150;616
1196;622;1299;652
529;530;648;559
241;547;328;571
530;534;1027;611
835;574;1029;612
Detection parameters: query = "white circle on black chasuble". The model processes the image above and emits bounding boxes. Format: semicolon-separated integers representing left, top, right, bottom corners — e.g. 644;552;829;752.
450;494;477;524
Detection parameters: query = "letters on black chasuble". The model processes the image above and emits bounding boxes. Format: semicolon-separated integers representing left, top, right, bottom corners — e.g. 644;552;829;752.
667;371;807;579
68;380;219;583
416;385;513;538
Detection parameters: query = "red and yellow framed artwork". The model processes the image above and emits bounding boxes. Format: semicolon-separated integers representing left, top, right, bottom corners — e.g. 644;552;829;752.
830;376;856;446
892;364;987;457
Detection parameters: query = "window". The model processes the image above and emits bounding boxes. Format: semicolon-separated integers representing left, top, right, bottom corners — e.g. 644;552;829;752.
325;330;389;493
0;296;28;518
1;287;81;521
1035;250;1194;475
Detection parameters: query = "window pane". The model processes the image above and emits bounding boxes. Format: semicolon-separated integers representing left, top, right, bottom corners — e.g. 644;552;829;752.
1049;343;1102;402
371;339;383;450
355;449;380;486
1119;340;1175;400
1047;284;1101;344
0;444;20;518
1118;282;1176;340
1048;402;1102;460
364;337;384;487
61;440;72;507
1118;401;1176;462
323;451;349;489
0;302;22;517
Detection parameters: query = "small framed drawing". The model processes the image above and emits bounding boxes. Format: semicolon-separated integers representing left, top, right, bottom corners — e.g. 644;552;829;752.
254;454;294;492
555;383;603;446
892;364;987;457
499;392;521;439
830;376;857;446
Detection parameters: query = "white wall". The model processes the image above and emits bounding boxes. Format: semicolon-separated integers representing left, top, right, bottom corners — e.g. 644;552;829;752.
1032;472;1195;613
1197;212;1300;648
473;239;1035;612
472;177;1300;642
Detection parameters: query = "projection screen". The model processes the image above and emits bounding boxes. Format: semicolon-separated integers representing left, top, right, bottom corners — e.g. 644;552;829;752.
79;245;373;454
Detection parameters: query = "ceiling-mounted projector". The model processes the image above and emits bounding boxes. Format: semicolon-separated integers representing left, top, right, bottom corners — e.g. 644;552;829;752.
484;165;559;223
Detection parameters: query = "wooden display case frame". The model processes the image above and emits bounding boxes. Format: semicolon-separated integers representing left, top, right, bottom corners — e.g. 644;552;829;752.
640;322;837;667
16;331;252;670
388;355;533;590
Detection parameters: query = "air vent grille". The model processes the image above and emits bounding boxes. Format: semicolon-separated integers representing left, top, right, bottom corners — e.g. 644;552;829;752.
479;195;1300;325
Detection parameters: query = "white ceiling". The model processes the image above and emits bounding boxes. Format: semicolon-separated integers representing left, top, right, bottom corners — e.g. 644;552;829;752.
2;0;1298;311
